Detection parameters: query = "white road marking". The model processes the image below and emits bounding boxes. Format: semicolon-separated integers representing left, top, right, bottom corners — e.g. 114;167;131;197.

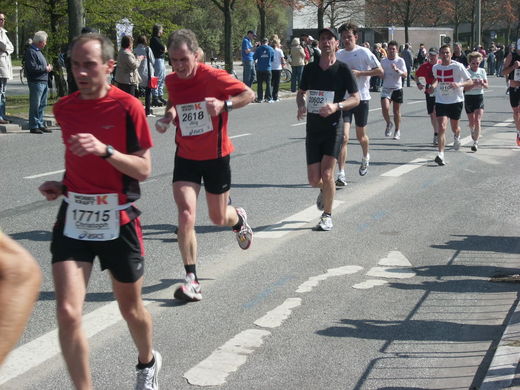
0;300;151;384
407;100;423;105
352;279;388;289
381;158;430;177
23;169;65;179
255;200;344;239
296;265;363;293
366;267;415;279
291;122;306;126
254;298;302;328
229;133;251;139
493;122;513;127
183;329;271;386
369;107;382;112
378;250;412;267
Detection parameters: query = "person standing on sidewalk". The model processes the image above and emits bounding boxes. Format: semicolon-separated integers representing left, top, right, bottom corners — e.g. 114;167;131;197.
38;33;161;390
296;27;360;231
150;24;167;107
401;43;413;87
253;37;274;103
155;29;254;302
241;30;257;87
25;31;53;134
431;44;472;166
0;12;14;125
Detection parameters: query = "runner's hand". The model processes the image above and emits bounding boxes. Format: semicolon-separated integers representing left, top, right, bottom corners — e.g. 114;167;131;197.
318;103;337;118
205;97;224;116
155;117;171;133
68;133;106;157
39;181;63;201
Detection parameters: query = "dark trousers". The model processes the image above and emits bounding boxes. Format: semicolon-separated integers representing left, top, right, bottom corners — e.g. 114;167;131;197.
118;82;136;97
271;69;281;100
257;70;272;101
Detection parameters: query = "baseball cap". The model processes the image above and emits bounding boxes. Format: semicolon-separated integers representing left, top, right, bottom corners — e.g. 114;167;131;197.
318;27;338;40
247;30;256;37
429;47;439;55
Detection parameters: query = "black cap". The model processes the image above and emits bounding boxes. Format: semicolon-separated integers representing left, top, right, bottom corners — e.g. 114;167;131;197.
247;30;256;37
318;27;338;40
428;47;439;55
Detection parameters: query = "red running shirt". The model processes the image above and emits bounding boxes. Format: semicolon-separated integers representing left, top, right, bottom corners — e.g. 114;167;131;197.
165;63;247;160
53;86;153;208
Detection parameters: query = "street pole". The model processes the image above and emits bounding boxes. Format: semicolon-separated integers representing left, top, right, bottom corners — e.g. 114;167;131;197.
14;1;19;58
475;0;481;47
67;0;84;42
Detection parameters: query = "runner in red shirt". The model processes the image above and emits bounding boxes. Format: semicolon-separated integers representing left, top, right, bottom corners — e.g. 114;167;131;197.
38;33;161;390
415;47;440;145
156;29;255;302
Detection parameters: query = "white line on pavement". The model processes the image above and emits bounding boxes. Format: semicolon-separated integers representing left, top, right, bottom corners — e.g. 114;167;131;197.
254;298;302;328
255;200;344;239
290;122;306;126
229;133;251;139
183;329;271;386
23;169;65;179
296;265;363;293
381;157;430;177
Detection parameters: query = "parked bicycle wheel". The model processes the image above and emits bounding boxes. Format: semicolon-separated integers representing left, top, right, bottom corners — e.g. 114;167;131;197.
19;68;26;85
280;68;292;83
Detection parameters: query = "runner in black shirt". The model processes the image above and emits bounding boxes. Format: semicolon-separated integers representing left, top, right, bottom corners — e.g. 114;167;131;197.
296;27;360;231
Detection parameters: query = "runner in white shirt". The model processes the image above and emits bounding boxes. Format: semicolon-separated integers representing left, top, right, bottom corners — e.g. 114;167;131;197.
335;23;383;184
380;40;407;140
464;51;488;152
431;44;472;166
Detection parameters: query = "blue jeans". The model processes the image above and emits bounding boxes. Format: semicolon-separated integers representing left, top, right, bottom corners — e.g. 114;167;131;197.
291;66;303;92
28;81;48;129
0;78;6;120
243;60;256;87
152;58;166;98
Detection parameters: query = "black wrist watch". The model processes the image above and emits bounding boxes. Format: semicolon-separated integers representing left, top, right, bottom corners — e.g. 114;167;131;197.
224;100;233;112
102;144;115;159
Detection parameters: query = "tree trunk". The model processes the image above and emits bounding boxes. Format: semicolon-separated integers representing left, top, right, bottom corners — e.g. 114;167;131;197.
258;4;266;40
223;0;233;74
317;2;325;31
68;0;84;42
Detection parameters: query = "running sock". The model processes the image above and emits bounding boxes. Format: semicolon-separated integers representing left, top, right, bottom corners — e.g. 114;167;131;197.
232;213;244;231
322;212;331;217
185;264;197;281
438;151;444;159
137;355;155;369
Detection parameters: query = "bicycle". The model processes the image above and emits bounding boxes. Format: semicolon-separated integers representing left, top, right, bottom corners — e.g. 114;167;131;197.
280;65;292;83
209;57;238;79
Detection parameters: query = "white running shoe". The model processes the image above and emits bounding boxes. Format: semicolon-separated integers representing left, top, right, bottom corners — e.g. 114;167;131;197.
453;136;461;150
359;157;369;176
234;207;253;250
393;130;401;140
174;273;202;302
316;190;324;211
335;171;347;187
385;122;393;137
316;214;333;231
135;350;162;390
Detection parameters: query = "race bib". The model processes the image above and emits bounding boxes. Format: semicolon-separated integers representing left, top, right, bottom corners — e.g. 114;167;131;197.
307;90;334;114
439;82;455;98
514;69;520;82
64;192;120;241
177;101;213;137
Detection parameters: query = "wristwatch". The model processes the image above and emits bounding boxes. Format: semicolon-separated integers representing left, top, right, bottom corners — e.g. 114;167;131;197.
224;100;233;112
101;144;115;159
337;102;344;111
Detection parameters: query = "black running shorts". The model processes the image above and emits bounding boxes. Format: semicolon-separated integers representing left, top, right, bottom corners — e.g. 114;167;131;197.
509;87;520;108
435;102;463;120
306;128;343;165
464;94;484;113
173;154;231;195
342;100;369;127
425;95;436;115
51;202;145;283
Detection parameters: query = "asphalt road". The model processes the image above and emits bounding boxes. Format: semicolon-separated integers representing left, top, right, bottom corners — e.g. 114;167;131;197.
0;76;519;389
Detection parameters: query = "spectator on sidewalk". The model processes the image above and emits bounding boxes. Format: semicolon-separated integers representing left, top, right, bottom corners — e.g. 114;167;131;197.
115;35;143;97
0;12;14;124
401;43;414;87
134;34;155;116
254;37;274;102
150;24;166;106
25;31;53;134
241;30;257;87
270;37;285;102
290;37;305;92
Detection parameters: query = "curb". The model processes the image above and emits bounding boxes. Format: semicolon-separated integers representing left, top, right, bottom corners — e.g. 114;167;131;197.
480;296;520;388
